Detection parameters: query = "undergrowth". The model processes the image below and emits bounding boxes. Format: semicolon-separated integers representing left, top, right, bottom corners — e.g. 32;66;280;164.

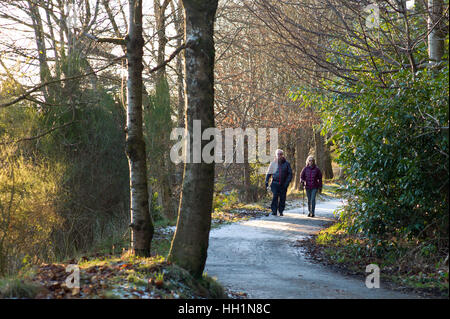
303;221;449;298
0;252;227;299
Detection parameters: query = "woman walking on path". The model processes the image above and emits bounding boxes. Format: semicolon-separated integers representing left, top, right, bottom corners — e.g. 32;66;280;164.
300;155;322;217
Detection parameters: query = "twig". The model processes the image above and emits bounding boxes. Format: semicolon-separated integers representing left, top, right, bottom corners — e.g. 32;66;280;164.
83;32;126;45
148;43;187;74
0;56;125;109
2;120;77;145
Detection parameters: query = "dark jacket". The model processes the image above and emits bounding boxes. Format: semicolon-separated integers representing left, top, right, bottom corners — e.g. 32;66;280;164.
300;165;322;190
265;157;293;189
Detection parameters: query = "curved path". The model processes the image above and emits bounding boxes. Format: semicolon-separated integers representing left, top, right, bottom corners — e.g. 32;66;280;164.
205;198;421;299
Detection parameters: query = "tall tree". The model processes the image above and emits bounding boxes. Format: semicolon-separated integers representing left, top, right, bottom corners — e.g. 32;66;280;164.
293;125;313;189
151;0;176;220
126;0;154;257
27;0;52;102
168;0;218;278
428;0;446;64
314;128;333;180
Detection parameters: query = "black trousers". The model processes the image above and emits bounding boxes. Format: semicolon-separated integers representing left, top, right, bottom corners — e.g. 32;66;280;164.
270;182;287;214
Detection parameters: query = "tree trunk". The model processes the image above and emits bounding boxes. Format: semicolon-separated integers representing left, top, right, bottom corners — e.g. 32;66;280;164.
314;129;326;176
294;126;312;189
323;137;334;180
174;0;185;186
28;1;51;102
315;129;333;180
174;0;185;130
126;0;154;257
153;78;176;221
168;0;218;278
153;0;176;220
428;0;445;64
243;135;253;202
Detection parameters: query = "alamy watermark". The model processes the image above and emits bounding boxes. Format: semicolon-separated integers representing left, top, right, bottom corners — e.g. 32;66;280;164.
365;264;380;289
65;264;80;290
170;120;279;174
65;2;78;30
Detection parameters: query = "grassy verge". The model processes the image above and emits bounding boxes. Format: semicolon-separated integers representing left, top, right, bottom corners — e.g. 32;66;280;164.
298;220;449;298
0;198;270;299
286;181;342;202
287;181;449;298
211;202;271;227
0;253;227;299
0;181;345;299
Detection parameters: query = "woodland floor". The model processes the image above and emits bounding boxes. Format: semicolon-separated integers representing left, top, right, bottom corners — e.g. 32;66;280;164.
1;187;447;299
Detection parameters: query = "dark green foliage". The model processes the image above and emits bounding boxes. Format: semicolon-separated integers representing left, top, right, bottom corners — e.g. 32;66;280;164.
143;77;175;219
41;87;130;258
144;78;173;163
304;64;449;244
288;4;449;294
36;53;130;258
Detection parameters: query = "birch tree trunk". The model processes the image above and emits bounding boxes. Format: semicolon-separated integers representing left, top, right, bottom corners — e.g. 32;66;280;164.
126;0;154;257
428;0;445;64
168;0;218;278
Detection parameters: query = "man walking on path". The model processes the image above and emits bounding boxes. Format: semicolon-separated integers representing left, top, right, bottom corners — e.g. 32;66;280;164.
265;149;293;216
300;155;322;217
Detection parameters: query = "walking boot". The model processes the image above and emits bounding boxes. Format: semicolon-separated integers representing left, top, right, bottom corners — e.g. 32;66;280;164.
279;212;283;216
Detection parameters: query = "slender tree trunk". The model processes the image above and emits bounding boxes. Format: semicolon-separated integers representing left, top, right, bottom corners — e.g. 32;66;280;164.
314;129;326;175
314;129;333;180
126;0;154;257
168;0;218;278
285;132;296;189
294;126;312;189
43;2;61;81
323;137;334;180
243;135;253;202
28;1;51;102
154;0;170;71
428;0;445;64
174;0;185;186
154;0;176;220
174;0;185;129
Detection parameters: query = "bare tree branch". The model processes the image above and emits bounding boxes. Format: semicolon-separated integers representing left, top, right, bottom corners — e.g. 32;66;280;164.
0;55;125;109
83;32;126;45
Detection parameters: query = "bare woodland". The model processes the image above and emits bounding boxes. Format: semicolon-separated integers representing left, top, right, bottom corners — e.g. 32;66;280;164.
0;0;448;283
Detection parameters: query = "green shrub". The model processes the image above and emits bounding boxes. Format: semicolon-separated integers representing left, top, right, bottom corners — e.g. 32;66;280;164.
213;190;239;211
300;63;449;245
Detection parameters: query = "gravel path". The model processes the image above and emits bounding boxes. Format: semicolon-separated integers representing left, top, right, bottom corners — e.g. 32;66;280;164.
205;198;422;299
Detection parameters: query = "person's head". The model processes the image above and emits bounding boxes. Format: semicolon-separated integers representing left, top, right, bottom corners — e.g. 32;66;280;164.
306;155;315;167
275;149;284;160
